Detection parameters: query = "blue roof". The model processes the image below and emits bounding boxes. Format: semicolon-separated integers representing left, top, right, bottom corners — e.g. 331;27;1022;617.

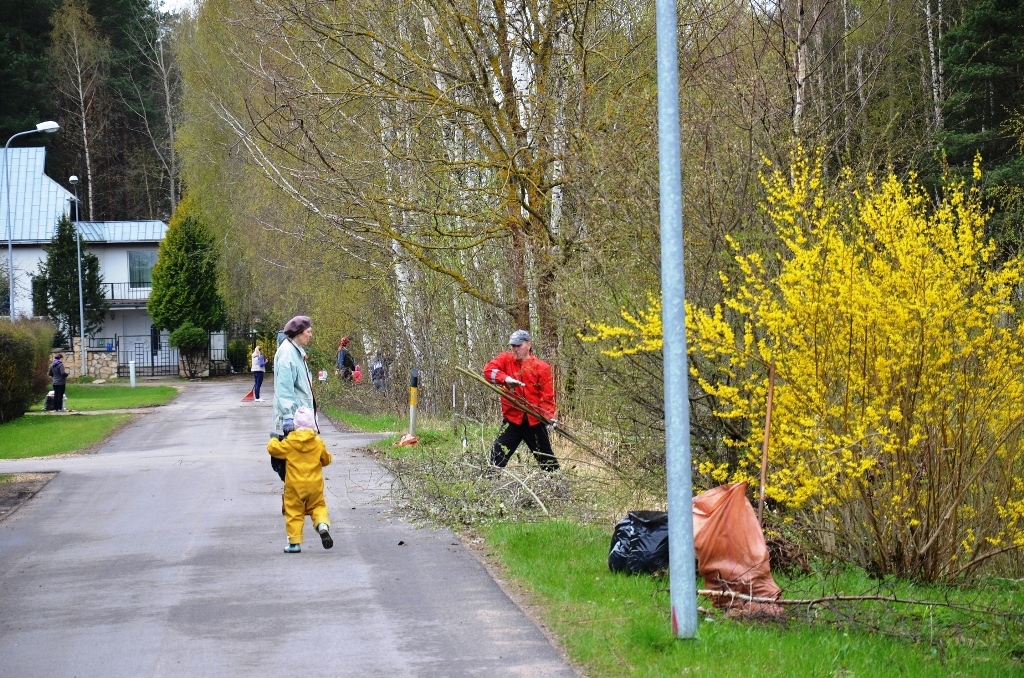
75;220;167;243
0;147;74;241
0;148;166;243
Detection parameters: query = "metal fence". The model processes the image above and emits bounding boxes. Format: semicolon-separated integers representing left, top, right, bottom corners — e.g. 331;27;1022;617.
113;330;230;377
100;282;152;302
116;333;179;377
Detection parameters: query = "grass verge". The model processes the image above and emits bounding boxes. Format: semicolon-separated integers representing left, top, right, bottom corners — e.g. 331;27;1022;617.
0;414;133;458
485;521;1024;677
32;384;178;412
326;407;1024;676
320;404;406;433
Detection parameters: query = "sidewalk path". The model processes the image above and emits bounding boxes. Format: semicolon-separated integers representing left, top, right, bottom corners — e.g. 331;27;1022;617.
0;380;573;677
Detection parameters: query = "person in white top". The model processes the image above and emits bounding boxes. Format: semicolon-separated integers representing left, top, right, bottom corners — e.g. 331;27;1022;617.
251;345;266;401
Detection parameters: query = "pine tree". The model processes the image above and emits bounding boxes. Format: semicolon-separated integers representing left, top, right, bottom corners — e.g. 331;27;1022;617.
148;196;226;332
940;0;1024;257
35;214;109;341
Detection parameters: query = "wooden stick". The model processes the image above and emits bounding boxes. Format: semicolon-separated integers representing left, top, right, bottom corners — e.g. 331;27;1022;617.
758;359;776;526
697;588;1009;615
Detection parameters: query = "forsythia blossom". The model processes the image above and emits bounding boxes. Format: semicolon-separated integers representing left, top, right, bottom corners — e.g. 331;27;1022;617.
583;148;1024;580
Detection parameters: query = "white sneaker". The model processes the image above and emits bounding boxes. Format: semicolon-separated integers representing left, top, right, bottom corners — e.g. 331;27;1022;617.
254;398;262;402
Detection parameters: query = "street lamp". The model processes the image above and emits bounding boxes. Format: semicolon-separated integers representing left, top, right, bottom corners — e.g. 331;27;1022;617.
70;175;87;376
4;121;60;318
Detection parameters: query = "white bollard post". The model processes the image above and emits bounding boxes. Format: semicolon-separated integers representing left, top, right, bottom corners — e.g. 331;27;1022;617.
129;360;136;388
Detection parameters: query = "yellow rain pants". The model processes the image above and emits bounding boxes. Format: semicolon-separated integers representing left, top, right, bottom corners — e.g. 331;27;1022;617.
268;429;332;544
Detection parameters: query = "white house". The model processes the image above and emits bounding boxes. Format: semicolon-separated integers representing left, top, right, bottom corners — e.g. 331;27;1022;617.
1;146;175;374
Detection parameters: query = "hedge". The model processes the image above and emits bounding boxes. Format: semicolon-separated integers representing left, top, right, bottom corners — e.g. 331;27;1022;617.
0;319;56;423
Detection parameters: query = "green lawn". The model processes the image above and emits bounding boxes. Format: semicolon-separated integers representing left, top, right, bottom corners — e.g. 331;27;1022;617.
320;405;405;433
32;384;178;412
484;521;1024;678
326;407;1024;676
0;414;133;458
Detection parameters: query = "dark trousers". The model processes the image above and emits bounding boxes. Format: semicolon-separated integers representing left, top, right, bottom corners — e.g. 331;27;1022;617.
54;384;66;411
491;418;559;471
253;371;264;399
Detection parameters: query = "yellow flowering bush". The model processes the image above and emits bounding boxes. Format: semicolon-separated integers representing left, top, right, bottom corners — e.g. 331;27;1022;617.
585;151;1024;581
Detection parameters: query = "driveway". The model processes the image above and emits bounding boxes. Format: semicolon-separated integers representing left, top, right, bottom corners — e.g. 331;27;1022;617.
0;379;574;677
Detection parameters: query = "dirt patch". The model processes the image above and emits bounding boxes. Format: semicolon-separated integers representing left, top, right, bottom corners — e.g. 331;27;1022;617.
0;473;56;522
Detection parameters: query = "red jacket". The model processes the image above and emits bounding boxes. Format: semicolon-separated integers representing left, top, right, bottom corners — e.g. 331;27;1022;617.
483;352;555;426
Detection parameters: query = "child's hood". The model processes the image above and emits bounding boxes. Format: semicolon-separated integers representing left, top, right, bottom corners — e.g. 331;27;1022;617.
288;428;321;452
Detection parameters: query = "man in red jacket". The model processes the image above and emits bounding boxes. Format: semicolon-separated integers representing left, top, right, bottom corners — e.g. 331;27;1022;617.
483;329;559;471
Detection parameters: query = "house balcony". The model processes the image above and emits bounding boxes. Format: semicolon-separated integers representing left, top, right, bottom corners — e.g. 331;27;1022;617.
101;282;152;307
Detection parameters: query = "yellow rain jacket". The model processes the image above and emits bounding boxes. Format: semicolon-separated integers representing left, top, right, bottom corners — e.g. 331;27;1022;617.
268;429;332;544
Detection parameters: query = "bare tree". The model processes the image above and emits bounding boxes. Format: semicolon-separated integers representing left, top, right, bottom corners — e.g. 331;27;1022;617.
49;0;110;220
123;2;182;216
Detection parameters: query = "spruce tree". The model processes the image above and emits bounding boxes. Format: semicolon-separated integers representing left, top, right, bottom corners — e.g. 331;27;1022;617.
148;197;226;332
940;0;1024;257
35;214;109;341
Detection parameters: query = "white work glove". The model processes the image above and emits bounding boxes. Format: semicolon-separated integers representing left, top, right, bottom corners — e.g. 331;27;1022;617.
547;418;558;432
505;376;524;387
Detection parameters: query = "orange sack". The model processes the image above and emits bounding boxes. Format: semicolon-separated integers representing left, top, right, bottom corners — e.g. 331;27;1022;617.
693;482;781;604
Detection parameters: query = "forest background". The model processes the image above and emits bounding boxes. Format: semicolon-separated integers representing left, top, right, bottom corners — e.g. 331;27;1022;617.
5;0;1024;580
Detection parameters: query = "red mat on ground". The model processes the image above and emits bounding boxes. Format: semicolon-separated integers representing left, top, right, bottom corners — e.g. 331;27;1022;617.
241;388;255;402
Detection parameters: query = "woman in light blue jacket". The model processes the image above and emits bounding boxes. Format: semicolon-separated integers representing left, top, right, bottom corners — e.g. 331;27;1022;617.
272;315;317;437
271;315;317;481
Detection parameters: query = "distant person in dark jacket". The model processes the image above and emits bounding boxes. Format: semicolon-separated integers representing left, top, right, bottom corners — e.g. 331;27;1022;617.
336;337;355;381
370;354;386;391
49;354;69;412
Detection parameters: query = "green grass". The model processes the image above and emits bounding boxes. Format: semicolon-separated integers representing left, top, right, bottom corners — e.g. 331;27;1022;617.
323;405;1024;674
31;384;178;412
0;414;133;458
484;521;1024;677
320;405;408;433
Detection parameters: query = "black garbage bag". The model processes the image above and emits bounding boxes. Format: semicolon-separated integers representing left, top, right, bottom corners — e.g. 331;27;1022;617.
608;510;669;574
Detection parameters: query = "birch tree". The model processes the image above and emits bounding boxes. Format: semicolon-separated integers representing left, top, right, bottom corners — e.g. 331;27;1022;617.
183;0;594;357
49;0;110;221
123;3;182;215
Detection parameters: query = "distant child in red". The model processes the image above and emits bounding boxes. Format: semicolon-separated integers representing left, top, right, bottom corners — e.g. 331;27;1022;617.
353;364;362;384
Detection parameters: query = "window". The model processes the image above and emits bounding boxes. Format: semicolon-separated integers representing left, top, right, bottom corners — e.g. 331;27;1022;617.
128;251;158;289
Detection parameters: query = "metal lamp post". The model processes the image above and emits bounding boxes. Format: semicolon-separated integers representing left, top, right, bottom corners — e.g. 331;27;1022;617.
3;121;60;318
70;175;87;376
656;0;698;638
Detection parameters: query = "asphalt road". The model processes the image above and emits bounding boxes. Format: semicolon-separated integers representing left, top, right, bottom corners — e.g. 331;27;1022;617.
0;379;574;677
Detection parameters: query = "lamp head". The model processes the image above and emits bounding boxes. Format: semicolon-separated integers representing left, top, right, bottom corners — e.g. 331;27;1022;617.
69;175;78;185
36;121;59;134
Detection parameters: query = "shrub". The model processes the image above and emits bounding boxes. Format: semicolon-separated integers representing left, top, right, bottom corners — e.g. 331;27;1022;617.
586;151;1024;581
0;319;56;422
227;338;250;373
170;322;209;378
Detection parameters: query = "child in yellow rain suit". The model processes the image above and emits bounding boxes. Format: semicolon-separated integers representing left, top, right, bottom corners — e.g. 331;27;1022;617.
267;407;333;553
